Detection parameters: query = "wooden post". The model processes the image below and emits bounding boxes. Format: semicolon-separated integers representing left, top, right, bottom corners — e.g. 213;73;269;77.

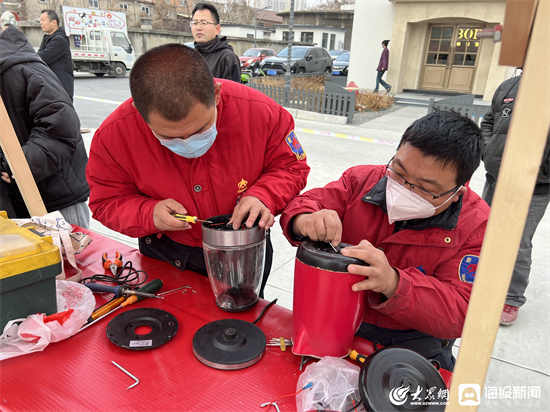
447;0;549;410
0;96;47;217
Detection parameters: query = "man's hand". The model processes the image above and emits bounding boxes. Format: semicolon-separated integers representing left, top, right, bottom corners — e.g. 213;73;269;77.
1;172;12;183
292;209;342;247
153;199;192;232
341;239;399;299
230;196;274;230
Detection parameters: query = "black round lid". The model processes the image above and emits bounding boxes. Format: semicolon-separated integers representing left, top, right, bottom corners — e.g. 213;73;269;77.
296;240;369;272
359;347;447;411
192;319;266;370
106;308;178;350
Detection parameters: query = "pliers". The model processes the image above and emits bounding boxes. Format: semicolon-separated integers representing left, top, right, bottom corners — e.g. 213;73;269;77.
102;251;123;276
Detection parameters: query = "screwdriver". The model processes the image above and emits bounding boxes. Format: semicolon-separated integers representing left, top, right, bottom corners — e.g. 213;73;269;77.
83;283;163;299
173;214;212;224
122;279;164;307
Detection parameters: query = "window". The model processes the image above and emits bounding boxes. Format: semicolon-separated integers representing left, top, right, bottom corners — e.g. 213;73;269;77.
282;31;289;42
322;33;328;49
39;0;47;3
89;0;99;9
330;34;336;51
300;32;313;43
141;6;151;15
119;3;128;10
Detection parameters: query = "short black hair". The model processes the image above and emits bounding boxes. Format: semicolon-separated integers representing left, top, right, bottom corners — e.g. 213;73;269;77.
41;9;59;26
382;40;390;47
129;44;215;122
397;111;483;185
192;3;220;24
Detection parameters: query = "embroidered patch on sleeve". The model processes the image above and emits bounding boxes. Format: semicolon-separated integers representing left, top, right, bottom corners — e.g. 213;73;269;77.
458;255;479;284
285;131;306;160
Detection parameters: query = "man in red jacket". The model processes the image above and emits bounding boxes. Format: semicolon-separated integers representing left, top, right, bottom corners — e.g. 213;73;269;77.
86;44;310;295
280;111;489;370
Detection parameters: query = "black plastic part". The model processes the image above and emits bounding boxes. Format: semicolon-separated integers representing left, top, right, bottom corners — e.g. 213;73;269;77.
192;319;266;370
201;214;261;230
106;307;178;350
296;240;369;272
359;347;447;411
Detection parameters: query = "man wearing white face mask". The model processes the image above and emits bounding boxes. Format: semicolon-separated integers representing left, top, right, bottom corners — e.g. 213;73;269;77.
86;44;310;296
280;111;490;371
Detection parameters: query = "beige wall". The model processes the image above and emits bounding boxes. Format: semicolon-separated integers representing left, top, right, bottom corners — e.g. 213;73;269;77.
388;0;510;100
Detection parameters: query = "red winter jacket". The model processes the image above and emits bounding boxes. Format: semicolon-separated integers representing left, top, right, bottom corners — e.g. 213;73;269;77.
87;79;310;247
280;165;490;339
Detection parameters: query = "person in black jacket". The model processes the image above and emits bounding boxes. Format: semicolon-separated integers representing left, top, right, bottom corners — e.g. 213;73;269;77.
38;10;74;100
481;72;550;325
0;23;90;227
191;3;241;82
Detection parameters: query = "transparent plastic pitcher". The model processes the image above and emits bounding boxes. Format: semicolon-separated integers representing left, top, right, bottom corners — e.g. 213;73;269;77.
202;215;266;312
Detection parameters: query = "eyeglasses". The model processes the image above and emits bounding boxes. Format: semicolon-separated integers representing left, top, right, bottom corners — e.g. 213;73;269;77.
189;20;217;27
385;158;461;200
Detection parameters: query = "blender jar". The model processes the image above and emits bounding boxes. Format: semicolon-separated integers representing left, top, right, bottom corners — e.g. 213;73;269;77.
202;215;266;312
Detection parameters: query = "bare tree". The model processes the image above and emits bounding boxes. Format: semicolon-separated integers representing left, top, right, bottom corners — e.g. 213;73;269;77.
308;0;355;11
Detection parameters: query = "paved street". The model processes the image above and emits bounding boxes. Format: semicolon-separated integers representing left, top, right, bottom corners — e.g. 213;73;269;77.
74;74;549;411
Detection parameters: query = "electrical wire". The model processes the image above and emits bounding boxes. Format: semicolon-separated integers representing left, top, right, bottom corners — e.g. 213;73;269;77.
252;298;278;324
79;260;148;287
261;382;313;410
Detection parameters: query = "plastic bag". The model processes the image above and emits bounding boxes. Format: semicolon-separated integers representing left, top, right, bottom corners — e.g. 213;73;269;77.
0;280;95;361
14;211;93;282
296;356;364;412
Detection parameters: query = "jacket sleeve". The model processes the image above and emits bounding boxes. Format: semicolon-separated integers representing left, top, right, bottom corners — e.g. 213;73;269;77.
37;36;69;67
367;209;488;339
280;168;358;244
480;85;499;148
242;106;310;217
18;72;81;184
222;52;241;82
86;125;159;238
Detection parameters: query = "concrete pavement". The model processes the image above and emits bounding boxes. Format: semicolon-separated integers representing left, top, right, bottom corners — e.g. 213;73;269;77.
82;104;549;411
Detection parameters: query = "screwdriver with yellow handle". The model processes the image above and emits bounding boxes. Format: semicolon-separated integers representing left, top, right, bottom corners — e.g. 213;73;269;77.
349;349;369;364
173;214;212;224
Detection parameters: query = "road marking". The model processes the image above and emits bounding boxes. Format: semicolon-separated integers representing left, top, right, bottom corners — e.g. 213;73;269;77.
295;127;398;146
75;96;123;105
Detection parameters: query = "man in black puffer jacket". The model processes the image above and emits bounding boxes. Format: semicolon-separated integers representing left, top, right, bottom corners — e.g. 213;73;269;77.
0;24;90;227
481;72;550;326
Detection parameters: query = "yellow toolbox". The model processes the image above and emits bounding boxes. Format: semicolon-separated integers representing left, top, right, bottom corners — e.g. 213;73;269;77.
0;211;61;331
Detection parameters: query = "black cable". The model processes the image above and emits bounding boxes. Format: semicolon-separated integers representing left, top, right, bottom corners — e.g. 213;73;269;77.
252;298;278;324
79;260;148;287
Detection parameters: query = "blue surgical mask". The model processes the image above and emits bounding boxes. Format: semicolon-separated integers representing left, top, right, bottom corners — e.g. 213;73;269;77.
152;113;218;158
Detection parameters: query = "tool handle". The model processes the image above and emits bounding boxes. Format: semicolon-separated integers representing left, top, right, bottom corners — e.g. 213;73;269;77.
121;279;163;307
173;214;197;223
349;350;368;364
102;252;123;269
91;297;126;320
113;251;123;267
83;283;123;296
102;252;111;269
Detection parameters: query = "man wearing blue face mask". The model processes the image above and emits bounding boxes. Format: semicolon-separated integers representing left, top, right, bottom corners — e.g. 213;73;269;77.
86;44;310;295
280;111;490;371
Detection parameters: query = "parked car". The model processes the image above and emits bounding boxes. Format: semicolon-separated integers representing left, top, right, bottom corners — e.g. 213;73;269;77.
260;46;332;76
184;42;195;49
329;49;349;60
239;48;275;71
332;52;350;76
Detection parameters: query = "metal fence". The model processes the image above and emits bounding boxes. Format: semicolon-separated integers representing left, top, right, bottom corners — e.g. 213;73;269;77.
248;75;355;123
427;94;490;124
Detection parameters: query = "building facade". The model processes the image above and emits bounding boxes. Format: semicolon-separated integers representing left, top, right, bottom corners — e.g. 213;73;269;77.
348;0;513;100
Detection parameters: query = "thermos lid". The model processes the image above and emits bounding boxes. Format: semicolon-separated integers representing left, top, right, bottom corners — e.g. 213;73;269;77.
296;240;369;272
202;214;265;247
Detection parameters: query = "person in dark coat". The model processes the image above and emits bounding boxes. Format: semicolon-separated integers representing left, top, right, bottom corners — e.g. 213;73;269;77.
38;9;74;99
481;72;550;325
0;23;90;227
374;39;392;93
191;3;241;82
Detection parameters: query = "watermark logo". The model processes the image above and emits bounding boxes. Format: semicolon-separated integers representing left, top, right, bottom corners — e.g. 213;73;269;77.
389;386;410;406
459;384;481;406
389;385;449;407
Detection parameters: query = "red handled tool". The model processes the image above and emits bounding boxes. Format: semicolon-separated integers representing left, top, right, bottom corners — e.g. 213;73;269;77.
102;251;123;276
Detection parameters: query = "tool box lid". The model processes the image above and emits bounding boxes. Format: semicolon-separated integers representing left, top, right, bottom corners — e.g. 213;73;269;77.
0;212;61;280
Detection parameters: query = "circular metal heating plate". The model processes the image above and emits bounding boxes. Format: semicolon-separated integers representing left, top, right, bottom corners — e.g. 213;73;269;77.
359;347;447;411
192;319;266;370
107;308;178;350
